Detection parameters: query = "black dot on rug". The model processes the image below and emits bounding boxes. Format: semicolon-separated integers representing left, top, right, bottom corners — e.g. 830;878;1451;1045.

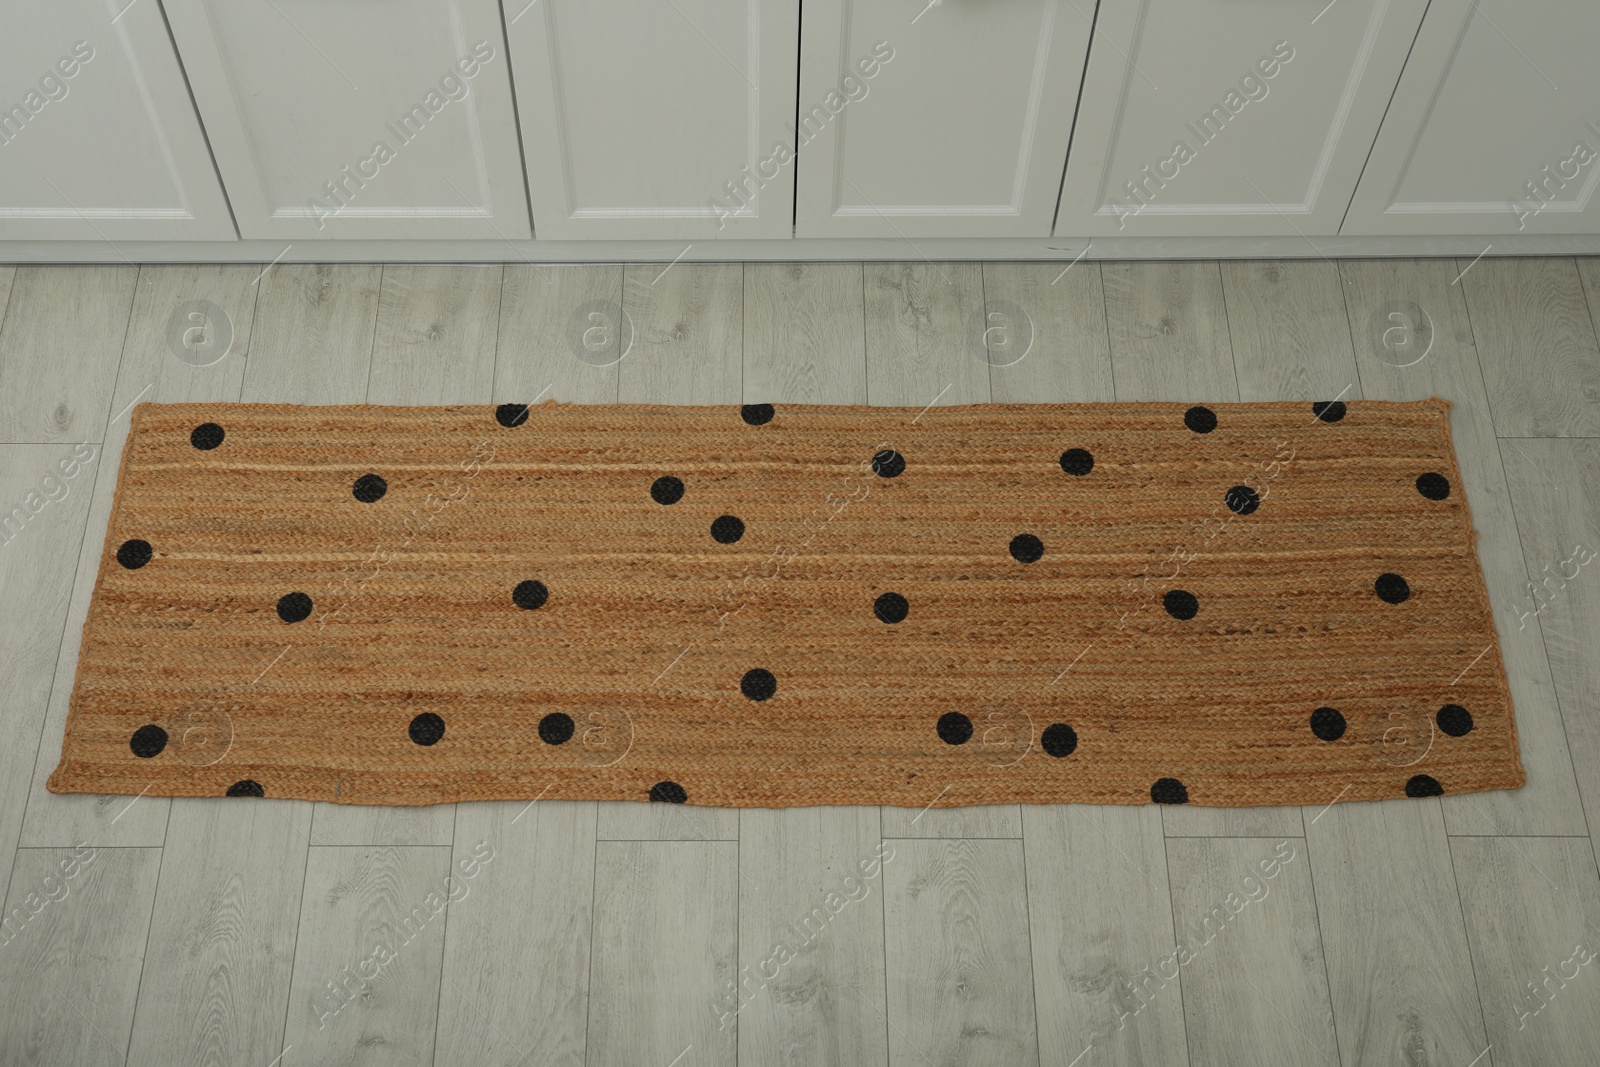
872;449;905;478
277;592;313;623
741;668;777;702
937;711;973;745
1405;774;1444;798
1416;472;1451;500
1437;704;1474;737
1184;405;1218;434
1041;723;1078;757
513;580;549;611
129;724;167;758
352;473;387;503
495;403;529;428
711;515;745;544
651;475;684;505
1010;533;1044;563
226;779;264;797
1313;400;1347;423
117;539;153;570
409;712;446;746
1375;573;1411;604
1059;448;1094;476
874;591;909;624
1309;706;1346;741
650;780;688;803
1151;777;1189;804
741;403;774;426
190;422;225;450
1163;589;1199;620
1225;485;1261;515
539;712;576;745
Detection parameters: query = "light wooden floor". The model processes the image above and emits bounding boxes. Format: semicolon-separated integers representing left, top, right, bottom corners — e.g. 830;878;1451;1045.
1;259;1598;1067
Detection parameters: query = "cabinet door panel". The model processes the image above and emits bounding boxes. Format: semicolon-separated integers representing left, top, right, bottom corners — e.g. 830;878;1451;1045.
1343;0;1600;235
1056;0;1428;238
0;0;234;240
163;0;529;240
510;0;798;241
795;0;1089;239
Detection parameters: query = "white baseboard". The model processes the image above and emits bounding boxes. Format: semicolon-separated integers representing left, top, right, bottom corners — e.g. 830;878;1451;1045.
1;232;1598;264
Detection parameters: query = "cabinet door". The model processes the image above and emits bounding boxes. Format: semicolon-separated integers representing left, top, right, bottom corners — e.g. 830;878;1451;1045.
1343;0;1600;235
0;0;234;241
163;0;529;240
794;0;1089;239
508;0;798;240
1055;0;1428;238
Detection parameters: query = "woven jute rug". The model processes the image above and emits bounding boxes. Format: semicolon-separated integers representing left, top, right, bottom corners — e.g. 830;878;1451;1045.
48;399;1522;809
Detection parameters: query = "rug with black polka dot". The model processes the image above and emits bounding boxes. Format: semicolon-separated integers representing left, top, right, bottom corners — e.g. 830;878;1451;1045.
46;398;1524;810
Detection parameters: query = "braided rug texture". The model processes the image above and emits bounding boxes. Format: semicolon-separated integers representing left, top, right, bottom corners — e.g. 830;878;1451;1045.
48;398;1523;809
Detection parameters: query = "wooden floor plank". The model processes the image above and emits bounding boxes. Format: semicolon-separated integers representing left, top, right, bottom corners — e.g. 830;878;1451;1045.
744;263;867;405
279;846;453;1067
586;841;738;1067
1341;259;1587;835
1102;261;1237;402
864;262;987;408
22;265;260;848
125;798;311;1067
735;806;889;1067
1462;257;1600;437
1022;804;1188;1067
0;265;138;444
1164;837;1337;1067
1500;437;1600;840
983;261;1115;404
0;446;103;864
241;264;380;404
495;265;622;405
1221;260;1360;403
365;265;502;405
0;265;18;332
1305;798;1488;1066
882;839;1039;1067
1451;836;1600;1067
880;804;1021;839
0;846;162;1067
619;263;742;406
594;802;739;842
434;800;597;1067
1579;257;1600;343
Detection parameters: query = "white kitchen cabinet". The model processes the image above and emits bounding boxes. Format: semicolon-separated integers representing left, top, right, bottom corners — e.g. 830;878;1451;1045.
794;0;1090;239
0;0;235;241
162;0;529;240
1342;0;1600;236
507;0;799;241
1055;0;1429;238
